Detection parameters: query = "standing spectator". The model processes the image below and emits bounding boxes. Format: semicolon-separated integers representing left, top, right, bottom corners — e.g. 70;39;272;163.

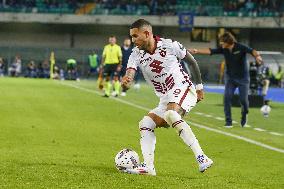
188;32;262;127
100;36;122;97
120;38;133;96
8;55;22;77
0;57;5;77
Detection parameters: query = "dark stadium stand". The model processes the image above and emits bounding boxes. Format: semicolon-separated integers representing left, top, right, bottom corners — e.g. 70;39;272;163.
0;0;283;16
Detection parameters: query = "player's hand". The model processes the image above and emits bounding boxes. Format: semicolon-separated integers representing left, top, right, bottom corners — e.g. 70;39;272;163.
116;64;122;72
188;48;198;54
196;89;204;103
121;76;133;89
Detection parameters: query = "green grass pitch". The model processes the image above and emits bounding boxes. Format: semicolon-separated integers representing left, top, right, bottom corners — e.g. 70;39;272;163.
0;78;283;188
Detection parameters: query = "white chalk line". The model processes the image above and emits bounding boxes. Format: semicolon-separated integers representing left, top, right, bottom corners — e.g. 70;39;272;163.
59;81;284;154
194;112;283;136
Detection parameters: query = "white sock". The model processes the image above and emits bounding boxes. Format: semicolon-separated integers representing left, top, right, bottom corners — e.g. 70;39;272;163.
176;123;204;157
139;116;156;168
164;110;204;159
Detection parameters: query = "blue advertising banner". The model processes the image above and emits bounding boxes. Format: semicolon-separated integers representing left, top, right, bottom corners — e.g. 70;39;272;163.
178;12;194;32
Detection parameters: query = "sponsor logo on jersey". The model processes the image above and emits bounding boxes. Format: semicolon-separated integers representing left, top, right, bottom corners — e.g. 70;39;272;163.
140;56;153;65
149;60;164;74
159;48;167;57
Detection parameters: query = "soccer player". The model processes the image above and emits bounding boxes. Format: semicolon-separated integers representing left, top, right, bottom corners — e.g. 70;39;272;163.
188;32;262;127
120;38;133;96
100;36;122;97
121;19;213;176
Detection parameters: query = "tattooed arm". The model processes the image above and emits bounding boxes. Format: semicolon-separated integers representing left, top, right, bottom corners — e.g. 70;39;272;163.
121;68;136;91
183;51;202;84
183;51;204;102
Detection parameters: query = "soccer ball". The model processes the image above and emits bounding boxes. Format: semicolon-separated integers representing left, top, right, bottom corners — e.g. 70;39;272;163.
133;83;141;90
115;148;140;171
260;105;271;117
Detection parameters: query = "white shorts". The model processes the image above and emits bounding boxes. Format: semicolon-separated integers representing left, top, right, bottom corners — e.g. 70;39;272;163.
149;84;197;119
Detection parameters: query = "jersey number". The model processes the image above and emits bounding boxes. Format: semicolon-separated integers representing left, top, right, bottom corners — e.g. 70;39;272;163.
149;60;164;74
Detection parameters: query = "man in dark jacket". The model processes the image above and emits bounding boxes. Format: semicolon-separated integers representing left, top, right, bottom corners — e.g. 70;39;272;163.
188;32;263;127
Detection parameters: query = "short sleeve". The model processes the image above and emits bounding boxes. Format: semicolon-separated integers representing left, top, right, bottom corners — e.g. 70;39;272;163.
117;46;122;57
172;41;187;59
239;43;253;54
210;47;224;55
126;52;138;71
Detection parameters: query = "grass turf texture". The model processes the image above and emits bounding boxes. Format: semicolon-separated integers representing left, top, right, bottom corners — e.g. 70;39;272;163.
0;78;283;189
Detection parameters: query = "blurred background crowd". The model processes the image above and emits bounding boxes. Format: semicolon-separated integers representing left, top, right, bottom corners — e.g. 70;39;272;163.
0;0;283;16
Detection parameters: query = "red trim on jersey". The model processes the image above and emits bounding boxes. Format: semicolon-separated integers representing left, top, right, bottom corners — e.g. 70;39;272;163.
178;88;190;106
172;120;184;128
140;127;154;132
126;67;137;71
137;169;148;173
154;35;161;41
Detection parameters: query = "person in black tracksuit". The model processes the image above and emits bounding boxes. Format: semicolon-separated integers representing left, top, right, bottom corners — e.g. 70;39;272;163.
188;32;263;127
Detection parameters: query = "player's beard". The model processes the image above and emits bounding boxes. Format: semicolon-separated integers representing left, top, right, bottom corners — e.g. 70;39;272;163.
137;41;150;52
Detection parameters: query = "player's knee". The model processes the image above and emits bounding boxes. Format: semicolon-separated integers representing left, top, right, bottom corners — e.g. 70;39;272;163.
164;110;181;127
139;116;156;133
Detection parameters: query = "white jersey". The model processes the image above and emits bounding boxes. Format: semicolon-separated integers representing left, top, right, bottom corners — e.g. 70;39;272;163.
127;36;192;98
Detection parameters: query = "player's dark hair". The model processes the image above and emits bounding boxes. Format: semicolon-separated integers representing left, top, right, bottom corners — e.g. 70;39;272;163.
130;19;152;29
219;32;237;45
109;35;116;38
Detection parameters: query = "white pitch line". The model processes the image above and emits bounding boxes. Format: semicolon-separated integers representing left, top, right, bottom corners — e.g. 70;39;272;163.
254;128;266;132
188;121;284;153
215;117;225;121
194;112;204;115
59;82;284;154
204;114;213;118
195;112;284;135
270;132;284;136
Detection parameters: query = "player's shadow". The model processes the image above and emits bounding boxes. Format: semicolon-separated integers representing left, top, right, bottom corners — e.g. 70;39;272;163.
161;172;218;180
160;173;199;180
